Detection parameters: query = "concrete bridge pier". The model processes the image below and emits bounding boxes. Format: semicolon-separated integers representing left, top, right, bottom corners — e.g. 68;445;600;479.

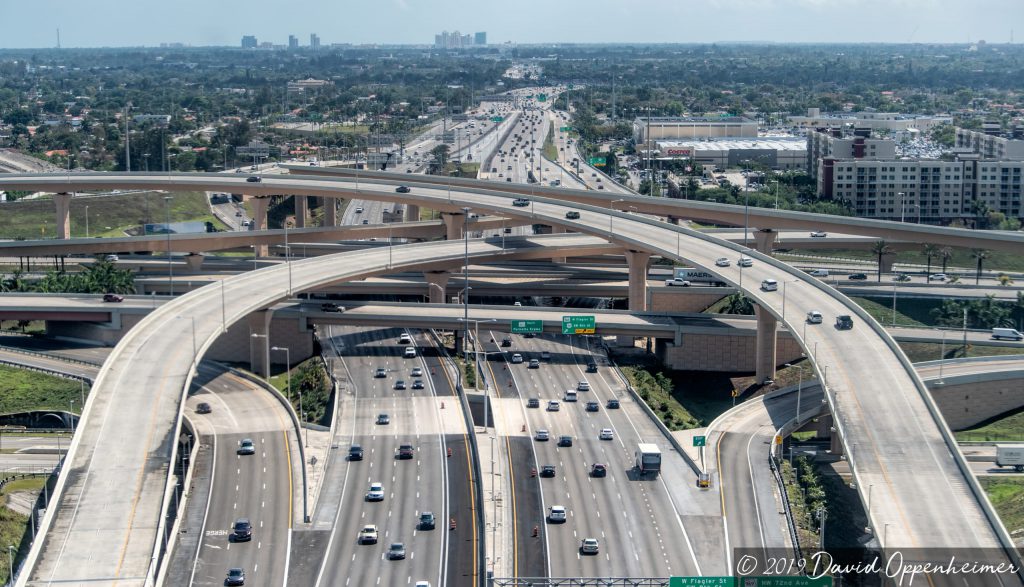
322;197;337;227
442;212;465;240
879;252;897;275
184;254;205;271
406;204;420;222
624;250;652;311
249;310;272;378
550;225;567;263
250;197;270;257
54;192;72;239
753;229;778;255
754;306;778;384
294;195;308;228
424;271;451;304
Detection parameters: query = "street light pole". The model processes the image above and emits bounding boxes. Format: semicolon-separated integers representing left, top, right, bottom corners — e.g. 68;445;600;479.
271;346;291;405
85;205;89;238
163;196;173;296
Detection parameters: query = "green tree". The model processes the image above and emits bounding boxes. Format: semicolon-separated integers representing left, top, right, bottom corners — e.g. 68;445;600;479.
939;247;954;274
718;293;754;315
430;144;450;169
870;241;892;282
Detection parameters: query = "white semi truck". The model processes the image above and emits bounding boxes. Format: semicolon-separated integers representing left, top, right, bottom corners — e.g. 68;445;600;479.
996;445;1024;472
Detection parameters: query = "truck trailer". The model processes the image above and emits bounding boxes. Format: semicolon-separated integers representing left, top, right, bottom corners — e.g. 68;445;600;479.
996;444;1024;472
635;443;662;477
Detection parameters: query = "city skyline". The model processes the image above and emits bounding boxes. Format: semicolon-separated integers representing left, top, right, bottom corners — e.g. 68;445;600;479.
1;0;1022;48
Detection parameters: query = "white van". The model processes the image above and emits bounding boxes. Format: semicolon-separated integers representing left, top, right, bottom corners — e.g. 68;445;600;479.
992;328;1024;341
761;279;779;292
564;390;578;402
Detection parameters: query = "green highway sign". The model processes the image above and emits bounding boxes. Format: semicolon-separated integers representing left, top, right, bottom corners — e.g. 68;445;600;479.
510;320;543;334
491;116;504;123
670;578;734;587
693;436;706;447
671;578;831;587
561;315;596;335
559;126;572;132
589;156;606;167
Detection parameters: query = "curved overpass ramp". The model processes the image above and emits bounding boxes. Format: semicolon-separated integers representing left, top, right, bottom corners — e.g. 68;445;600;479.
1;173;1018;582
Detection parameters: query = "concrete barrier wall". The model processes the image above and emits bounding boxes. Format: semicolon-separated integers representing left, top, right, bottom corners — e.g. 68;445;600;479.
656;330;804;372
928;372;1024;430
649;289;729;313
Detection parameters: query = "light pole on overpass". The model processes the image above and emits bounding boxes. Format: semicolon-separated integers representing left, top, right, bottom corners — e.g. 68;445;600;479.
609;199;625;234
85;205;89;238
462;207;472;365
271;346;292;406
164;196;174;296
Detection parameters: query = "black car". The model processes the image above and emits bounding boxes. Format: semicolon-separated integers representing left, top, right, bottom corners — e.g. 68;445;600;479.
512;198;530;207
848;273;868;280
835;315;854;330
591;463;608;478
348;444;364;461
501;337;512;347
394;380;407;390
412;380;424;390
196;402;212;414
397;444;415;459
558;436;573;447
395;185;411;193
526;397;540;408
226;568;246;586
585;401;599;412
320;302;342;312
246;176;261;183
586;362;598;373
419;512;436;530
565;211;580;220
540;464;556;478
606;399;620;409
232;518;252;542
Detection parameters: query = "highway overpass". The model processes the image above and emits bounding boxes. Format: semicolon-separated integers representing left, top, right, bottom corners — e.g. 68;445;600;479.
1;172;1019;584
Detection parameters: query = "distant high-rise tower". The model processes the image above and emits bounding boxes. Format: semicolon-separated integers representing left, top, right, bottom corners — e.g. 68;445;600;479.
241;35;258;49
475;32;486;46
288;35;298;49
310;33;321;51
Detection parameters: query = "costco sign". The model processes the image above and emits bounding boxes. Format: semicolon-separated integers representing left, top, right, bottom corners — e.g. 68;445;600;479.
665;148;692;156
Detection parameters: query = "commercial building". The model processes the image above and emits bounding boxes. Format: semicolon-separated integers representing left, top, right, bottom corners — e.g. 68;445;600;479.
475;32;487;46
310;33;321;51
955;124;1024;160
241;35;257;49
633;117;757;145
820;154;1022;222
287;78;333;93
789;108;951;132
434;30;478;49
652;137;806;170
806;127;897;179
288;35;298;49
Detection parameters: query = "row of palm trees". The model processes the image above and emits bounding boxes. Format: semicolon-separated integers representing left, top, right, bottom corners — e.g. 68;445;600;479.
871;241;993;285
0;260;135;294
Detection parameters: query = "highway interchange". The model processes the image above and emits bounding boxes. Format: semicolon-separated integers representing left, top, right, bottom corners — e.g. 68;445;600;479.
2;88;1024;586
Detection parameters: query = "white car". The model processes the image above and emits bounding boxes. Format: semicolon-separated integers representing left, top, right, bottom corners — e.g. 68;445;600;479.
366;482;385;501
399;333;412;345
929;273;948;282
737;257;753;267
358;525;379;544
511;353;524;364
808;269;829;277
599;428;614;440
535;429;550;441
355;207;364;214
714;258;731;267
581;538;600;554
761;279;778;291
548;505;567;523
664;278;691;287
806;311;823;324
810;231;827;238
404;347;416;358
577;381;590;392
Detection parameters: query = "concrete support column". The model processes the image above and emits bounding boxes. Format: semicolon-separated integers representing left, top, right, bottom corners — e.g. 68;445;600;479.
184;254;205;271
322;197;337;227
879;253;897;275
830;429;844;456
54;192;72;239
424;271;451;304
550;225;567;263
250;197;270;257
442;212;464;240
294;195;308;228
406;204;420;222
754;306;778;384
248;310;272;378
665;215;681;226
624;250;652;312
753;229;778;256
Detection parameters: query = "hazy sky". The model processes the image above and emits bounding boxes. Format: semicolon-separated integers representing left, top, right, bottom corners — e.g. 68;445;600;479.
2;0;1021;48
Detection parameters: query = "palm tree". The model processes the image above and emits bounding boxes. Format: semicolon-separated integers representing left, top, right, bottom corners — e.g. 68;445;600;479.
721;293;754;315
922;244;938;279
870;240;893;282
971;249;991;285
939;247;954;274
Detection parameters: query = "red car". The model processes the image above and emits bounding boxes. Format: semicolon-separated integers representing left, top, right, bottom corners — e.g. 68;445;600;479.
102;293;124;303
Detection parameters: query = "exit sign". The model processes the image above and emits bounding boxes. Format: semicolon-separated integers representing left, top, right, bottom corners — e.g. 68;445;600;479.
561;315;595;335
510;320;543;334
